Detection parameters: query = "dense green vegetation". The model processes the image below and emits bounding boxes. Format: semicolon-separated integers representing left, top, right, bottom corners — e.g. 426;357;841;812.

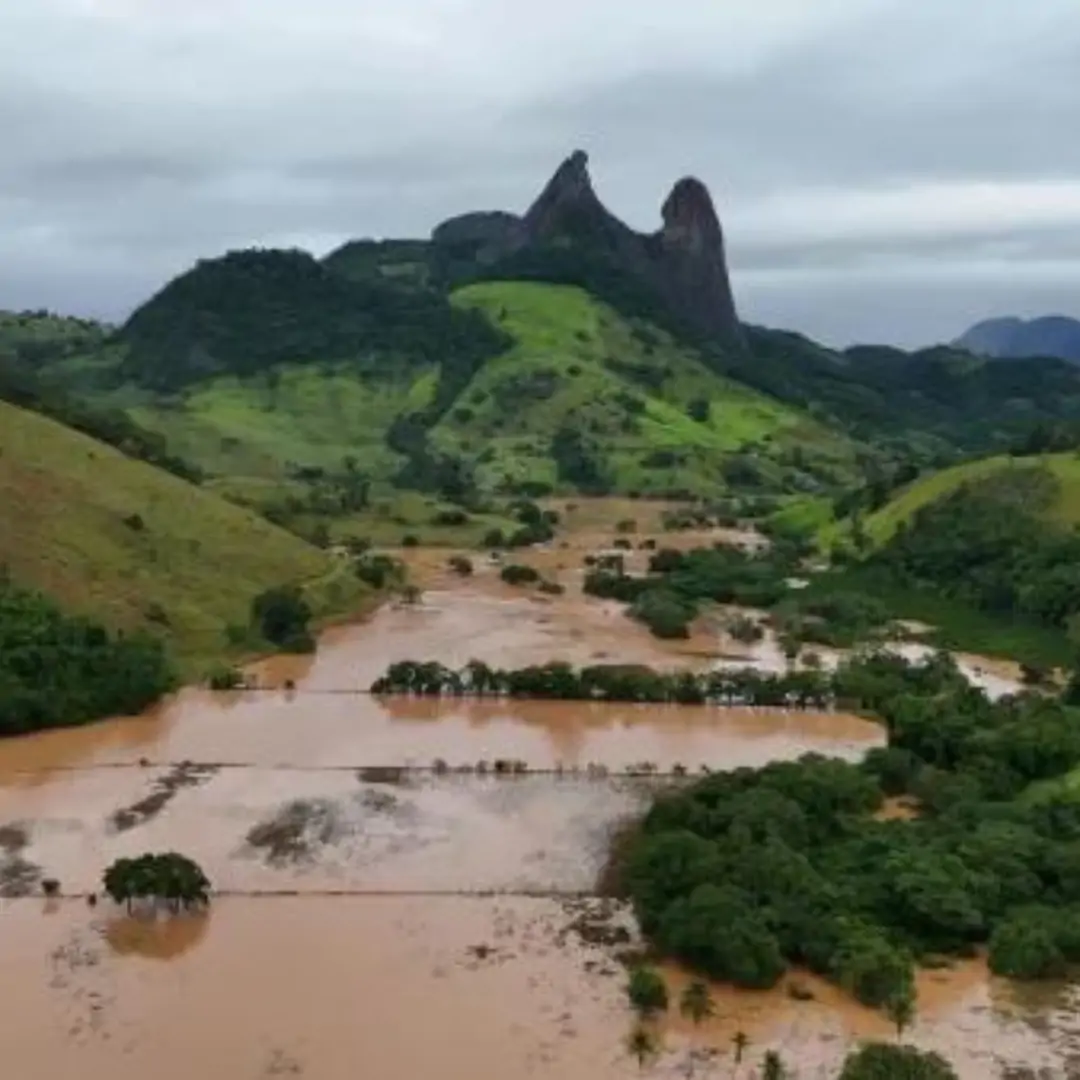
584;541;801;639
102;852;211;911
0;579;174;737
620;651;1080;1011
118;248;509;393
370;659;835;707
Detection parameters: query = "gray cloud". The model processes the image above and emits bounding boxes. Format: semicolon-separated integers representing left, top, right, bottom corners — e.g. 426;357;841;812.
1;0;1079;346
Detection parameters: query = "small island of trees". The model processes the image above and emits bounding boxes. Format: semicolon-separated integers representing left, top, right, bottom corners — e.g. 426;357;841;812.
102;852;211;912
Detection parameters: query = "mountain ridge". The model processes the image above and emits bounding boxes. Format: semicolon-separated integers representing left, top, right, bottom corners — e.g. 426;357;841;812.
956;314;1080;363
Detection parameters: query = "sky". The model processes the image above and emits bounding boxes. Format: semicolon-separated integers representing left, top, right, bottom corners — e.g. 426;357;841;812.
3;0;1080;347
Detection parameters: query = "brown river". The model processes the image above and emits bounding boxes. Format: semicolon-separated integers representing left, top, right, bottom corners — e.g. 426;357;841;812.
0;543;1072;1079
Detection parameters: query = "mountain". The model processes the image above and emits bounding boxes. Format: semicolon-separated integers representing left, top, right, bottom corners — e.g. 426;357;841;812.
19;149;1080;510
0;397;367;674
431;149;745;352
956;315;1080;363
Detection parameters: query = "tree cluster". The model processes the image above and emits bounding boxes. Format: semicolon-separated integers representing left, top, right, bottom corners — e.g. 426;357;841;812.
370;658;835;708
621;650;1080;1009
0;580;175;737
102;852;211;911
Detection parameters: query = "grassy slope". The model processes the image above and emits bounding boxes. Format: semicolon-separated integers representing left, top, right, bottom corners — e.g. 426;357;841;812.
438;282;856;494
126;365;435;481
0;401;369;675
824;453;1080;550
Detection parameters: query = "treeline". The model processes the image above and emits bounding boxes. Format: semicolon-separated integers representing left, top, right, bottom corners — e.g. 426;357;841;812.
620;650;1080;1013
0;579;175;737
870;465;1080;633
372;658;843;708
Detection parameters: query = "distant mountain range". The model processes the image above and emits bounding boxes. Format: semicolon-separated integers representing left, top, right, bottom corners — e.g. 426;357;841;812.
955;315;1080;363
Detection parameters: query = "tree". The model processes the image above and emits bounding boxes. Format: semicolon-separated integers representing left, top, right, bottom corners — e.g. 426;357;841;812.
678;979;715;1025
627;967;669;1018
732;1030;749;1064
762;1050;788;1080
251;584;313;652
626;1025;657;1070
885;986;916;1040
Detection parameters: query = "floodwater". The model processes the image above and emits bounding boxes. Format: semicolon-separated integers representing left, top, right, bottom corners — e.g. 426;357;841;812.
0;527;1063;1079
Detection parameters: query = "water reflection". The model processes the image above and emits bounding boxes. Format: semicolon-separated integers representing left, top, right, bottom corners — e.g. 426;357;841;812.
102;911;211;961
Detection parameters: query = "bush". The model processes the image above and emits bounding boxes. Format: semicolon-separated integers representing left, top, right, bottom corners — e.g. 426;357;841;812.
500;564;541;586
538;579;565;596
482;527;506;549
251;584;314;652
207;666;245;691
432;509;470;527
401;534;420;548
626;967;669;1017
630;589;694;639
838;1044;958;1080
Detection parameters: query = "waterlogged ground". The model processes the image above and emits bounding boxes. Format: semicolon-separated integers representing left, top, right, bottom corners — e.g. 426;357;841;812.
0;508;1061;1078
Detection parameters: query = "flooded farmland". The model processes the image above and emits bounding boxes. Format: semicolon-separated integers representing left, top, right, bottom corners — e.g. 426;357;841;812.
0;517;1070;1079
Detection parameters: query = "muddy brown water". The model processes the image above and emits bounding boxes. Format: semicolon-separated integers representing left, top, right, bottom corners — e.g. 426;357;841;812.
0;571;1065;1078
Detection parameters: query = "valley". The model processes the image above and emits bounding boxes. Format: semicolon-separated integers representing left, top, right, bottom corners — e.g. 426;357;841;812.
4;147;1080;1080
0;500;1075;1080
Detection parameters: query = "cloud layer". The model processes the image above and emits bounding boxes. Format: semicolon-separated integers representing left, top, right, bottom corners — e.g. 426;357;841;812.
3;0;1078;345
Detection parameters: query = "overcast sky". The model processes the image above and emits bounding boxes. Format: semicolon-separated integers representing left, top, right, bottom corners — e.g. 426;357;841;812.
3;0;1079;347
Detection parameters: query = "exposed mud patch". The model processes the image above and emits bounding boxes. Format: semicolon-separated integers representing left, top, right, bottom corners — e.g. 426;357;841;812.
109;763;218;833
0;819;41;896
244;798;342;866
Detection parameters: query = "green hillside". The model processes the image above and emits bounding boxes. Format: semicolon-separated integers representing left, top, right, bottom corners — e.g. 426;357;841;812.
0;399;369;674
826;452;1080;549
430;282;856;495
91;265;857;498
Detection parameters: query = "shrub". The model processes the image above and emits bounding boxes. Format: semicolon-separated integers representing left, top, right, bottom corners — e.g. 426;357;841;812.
401;534;420;548
626;966;669;1017
432;509;470;527
501;564;541;586
207;666;245;691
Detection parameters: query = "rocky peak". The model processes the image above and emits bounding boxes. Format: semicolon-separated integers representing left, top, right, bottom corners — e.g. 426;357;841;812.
661;177;724;255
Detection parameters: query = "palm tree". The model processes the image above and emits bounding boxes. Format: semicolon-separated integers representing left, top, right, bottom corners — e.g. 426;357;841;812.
679;980;715;1026
626;1025;657;1070
886;987;916;1040
762;1049;788;1080
732;1030;749;1065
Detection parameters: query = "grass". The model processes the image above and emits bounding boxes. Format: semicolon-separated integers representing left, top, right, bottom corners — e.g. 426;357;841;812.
0;400;373;676
802;565;1073;668
126;364;435;481
823;452;1080;550
442;282;858;496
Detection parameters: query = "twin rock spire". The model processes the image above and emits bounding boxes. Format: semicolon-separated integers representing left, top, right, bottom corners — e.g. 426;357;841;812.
432;150;744;351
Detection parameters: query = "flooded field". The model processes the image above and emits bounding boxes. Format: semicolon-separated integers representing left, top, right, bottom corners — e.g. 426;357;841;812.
0;507;1064;1078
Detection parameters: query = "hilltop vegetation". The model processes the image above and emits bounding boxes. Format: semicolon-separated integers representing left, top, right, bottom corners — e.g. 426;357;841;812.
0;399;367;674
828;451;1080;549
812;456;1080;667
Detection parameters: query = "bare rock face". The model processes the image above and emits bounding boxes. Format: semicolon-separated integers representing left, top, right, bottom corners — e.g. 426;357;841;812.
656;177;742;347
431;151;745;351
